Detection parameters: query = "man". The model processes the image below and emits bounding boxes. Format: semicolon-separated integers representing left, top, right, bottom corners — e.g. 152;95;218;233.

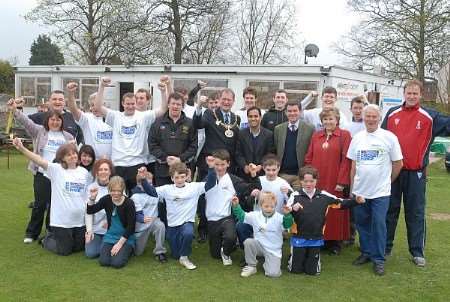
149;92;197;186
262;89;316;131
345;96;366;137
135;88;152;111
303;86;349;131
236;106;274;180
94;77;168;192
382;79;450;267
236;87;265;129
28;89;83;143
66;83;112;159
193;88;241;180
347;104;403;276
274;101;314;190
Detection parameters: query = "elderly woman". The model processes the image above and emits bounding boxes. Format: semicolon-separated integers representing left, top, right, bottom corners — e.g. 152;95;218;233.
8;99;74;244
84;159;114;258
304;107;352;254
87;176;136;269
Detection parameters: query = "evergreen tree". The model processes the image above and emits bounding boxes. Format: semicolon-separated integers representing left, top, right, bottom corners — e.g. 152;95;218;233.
29;34;64;65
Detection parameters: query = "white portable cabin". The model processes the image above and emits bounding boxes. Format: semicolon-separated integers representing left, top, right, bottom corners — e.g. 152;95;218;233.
14;64;404;118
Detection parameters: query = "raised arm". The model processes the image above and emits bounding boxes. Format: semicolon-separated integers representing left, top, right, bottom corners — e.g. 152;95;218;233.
8;99;41;138
187;80;206;106
94;77;111;116
66;82;82;121
12;137;48;170
299;91;318;109
155;76;170;117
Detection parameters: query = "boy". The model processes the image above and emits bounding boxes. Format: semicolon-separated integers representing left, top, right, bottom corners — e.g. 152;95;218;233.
345;96;366;137
142;161;215;270
288;166;364;275
131;167;167;263
232;191;293;277
204;149;260;266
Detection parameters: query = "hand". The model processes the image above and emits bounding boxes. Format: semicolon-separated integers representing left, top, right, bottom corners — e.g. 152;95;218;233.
89;186;99;201
231;195;239;206
12;137;24;150
248;163;258;177
355;196;365;204
157;81;167;92
335;185;344;192
206;155;215;168
160;75;170;84
85;231;94;243
198;80;207;89
144;216;154;224
110;241;123;256
282;205;292;214
280;186;289;194
68;139;77;145
250;189;260;198
102;221;108;229
100;77;112;87
137;166;147;181
167;156;181;166
292;203;303;212
66;82;78;93
145;171;153;183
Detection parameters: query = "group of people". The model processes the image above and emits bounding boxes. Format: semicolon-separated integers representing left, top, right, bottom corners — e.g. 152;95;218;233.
9;76;450;277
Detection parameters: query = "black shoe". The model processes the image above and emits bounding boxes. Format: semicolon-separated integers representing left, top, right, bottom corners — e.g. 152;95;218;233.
197;232;207;243
384;250;392;257
328;247;341;256
156;253;167;263
28;202;34;209
240;256;247;268
373;263;385;276
352;254;371;266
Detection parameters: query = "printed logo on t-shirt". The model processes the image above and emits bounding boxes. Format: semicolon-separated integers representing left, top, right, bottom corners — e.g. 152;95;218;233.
120;124;138;138
46;139;66;152
95;130;113;143
356;148;385;164
64;182;86;193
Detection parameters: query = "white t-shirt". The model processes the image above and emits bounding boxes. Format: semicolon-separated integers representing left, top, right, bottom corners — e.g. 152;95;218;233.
183;104;196;119
258;176;292;213
46;163;90;228
347;128;403;199
236;108;266;129
205;173;235;221
344;120;366;137
40;131;67;176
131;191;160;232
303;107;350;131
87;182;108;235
244;211;285;258
77;112;113;159
156;182;206;227
106;109;156;166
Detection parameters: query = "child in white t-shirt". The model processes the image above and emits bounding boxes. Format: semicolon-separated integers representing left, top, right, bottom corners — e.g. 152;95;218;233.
232;191;294;277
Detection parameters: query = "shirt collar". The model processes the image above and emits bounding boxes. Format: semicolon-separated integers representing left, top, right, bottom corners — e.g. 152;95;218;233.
288;120;300;129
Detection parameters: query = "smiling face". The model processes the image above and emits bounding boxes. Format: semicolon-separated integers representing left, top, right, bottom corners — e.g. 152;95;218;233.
351;102;364;121
47;115;63;131
404;84;421;108
80;152;94;167
301;174;317;193
135;91;150;111
363;107;381;133
247;108;261;129
48;92;65;113
219;91;235;112
171;171;188;187
321;115;338;132
168;97;183;119
96;162;111;185
63;150;79;169
214;157;230;177
109;185;124;203
273;92;288;110
260;199;276;216
321;93;336;109
122;96;136;116
263;164;280;181
243;93;257;109
286;104;301;123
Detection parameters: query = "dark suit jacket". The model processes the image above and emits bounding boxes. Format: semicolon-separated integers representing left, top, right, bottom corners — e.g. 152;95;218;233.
193;108;240;158
235;127;275;173
274;120;314;172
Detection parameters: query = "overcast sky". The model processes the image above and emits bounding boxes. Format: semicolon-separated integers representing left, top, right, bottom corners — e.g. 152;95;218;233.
0;0;359;66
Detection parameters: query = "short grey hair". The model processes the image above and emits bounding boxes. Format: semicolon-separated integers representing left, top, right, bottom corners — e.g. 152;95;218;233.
363;104;382;121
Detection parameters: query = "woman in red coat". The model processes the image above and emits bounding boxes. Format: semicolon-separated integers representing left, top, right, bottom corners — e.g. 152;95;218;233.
304;107;352;255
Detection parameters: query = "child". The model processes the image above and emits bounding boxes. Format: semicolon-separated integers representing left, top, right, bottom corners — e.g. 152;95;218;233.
232;191;293;277
204;149;260;266
131;167;167;263
287;166;364;276
142;162;214;270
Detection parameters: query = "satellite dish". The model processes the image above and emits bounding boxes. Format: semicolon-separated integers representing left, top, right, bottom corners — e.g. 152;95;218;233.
304;44;319;64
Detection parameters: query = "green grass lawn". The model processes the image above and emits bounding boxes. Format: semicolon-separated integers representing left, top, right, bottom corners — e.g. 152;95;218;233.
1;153;450;302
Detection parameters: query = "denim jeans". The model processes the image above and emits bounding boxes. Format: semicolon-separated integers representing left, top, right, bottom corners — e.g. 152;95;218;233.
354;195;390;264
167;222;194;259
85;233;104;258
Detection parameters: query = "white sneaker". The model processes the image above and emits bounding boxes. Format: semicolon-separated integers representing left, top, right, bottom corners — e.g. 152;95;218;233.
23;237;33;244
221;247;233;266
412;257;426;267
241;265;257;277
179;256;197;270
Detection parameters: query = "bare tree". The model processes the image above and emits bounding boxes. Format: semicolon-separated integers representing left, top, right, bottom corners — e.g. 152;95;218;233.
230;0;297;64
25;0;144;65
336;0;450;82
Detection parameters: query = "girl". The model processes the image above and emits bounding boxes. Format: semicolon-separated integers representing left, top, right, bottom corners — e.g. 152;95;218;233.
87;176;136;269
8;99;74;244
79;144;96;172
84;159;114;258
12;138;90;255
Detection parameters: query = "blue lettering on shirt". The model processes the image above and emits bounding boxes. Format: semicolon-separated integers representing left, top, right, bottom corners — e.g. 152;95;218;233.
120;125;137;137
47;139;65;147
64;182;85;193
357;150;380;161
96;130;113;141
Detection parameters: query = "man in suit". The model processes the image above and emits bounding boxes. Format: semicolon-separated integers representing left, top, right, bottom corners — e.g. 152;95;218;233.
236;106;274;180
274;100;314;190
193;88;240;180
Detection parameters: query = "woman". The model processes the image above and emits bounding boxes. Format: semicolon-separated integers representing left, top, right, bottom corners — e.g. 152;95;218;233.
79;144;96;172
304;107;352;254
8;99;74;244
87;176;136;269
12;138;90;255
84;159;114;258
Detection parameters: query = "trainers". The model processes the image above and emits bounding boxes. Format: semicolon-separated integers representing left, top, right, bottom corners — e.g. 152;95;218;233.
373;263;385;276
221;247;232;266
23;237;33;244
412;257;426;267
179;256;197;270
352;254;371;266
240;265;257;277
156;253;168;263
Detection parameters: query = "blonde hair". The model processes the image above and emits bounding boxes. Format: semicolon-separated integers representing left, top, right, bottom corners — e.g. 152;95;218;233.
258;191;277;207
319;107;340;123
108;176;125;193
